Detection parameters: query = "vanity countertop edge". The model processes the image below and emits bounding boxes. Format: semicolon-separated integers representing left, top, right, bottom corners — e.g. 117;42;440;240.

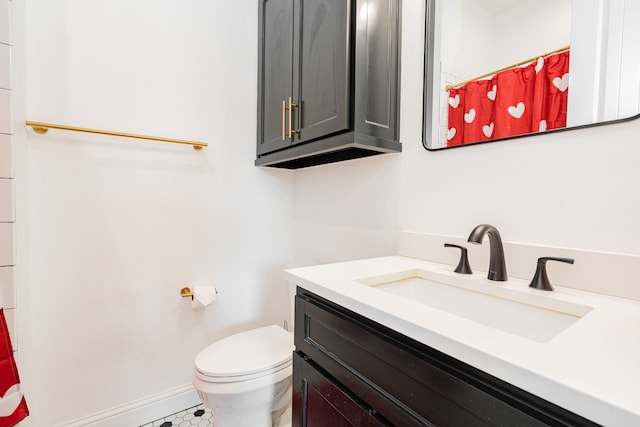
284;255;640;426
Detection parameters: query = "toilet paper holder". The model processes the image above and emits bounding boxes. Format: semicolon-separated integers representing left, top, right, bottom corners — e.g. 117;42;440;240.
180;286;219;300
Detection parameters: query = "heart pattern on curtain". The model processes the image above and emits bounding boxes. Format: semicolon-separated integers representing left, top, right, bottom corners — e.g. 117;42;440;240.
447;49;570;147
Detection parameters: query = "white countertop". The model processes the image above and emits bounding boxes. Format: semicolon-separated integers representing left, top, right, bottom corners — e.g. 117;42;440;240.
284;255;640;426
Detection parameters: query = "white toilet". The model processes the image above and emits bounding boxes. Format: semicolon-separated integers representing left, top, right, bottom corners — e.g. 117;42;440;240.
192;287;296;427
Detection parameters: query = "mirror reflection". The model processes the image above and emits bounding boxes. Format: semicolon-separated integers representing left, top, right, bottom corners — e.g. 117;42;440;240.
423;0;640;150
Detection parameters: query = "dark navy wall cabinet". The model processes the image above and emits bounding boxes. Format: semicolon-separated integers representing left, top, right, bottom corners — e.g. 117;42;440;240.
256;0;402;169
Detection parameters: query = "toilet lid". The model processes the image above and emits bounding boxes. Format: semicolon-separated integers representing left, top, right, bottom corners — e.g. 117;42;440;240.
195;325;293;379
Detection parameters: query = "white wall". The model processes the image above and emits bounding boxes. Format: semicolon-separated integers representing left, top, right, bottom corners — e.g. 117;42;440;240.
292;155;401;266
16;0;294;425
442;0;571;82
491;0;571;69
293;0;640;270
441;0;494;79
569;0;640;126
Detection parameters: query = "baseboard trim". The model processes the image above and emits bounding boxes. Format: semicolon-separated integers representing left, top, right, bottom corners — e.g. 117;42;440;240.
57;383;201;427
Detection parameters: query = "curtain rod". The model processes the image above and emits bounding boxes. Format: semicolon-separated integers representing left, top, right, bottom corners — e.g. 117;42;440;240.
25;121;208;150
445;45;570;91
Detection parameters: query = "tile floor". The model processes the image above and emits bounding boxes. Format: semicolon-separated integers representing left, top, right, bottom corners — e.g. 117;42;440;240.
140;403;213;427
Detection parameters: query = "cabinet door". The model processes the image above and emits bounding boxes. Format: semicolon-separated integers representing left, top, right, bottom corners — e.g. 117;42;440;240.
258;0;295;155
291;0;350;144
293;353;389;427
354;0;400;141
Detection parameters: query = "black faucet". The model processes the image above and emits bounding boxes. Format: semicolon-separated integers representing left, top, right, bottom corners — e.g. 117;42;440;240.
467;224;507;281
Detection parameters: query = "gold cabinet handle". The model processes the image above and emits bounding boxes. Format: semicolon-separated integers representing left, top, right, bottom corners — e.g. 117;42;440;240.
281;100;286;141
288;97;298;138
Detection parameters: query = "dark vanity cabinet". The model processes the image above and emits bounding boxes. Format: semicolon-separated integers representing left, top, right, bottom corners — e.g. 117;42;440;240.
256;0;402;169
293;288;599;427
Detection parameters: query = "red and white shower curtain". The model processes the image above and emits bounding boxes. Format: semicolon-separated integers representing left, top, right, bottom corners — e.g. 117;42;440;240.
0;309;29;427
447;50;570;147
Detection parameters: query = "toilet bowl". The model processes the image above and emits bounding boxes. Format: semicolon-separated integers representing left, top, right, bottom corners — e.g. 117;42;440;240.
193;325;294;427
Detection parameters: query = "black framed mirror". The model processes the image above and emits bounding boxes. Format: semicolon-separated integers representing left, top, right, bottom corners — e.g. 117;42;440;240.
423;0;640;150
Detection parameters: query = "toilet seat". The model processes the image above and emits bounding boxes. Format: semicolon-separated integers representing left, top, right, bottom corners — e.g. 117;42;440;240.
195;325;293;383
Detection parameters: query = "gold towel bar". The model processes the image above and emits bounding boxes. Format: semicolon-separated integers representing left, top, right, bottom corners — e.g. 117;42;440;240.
25;121;208;151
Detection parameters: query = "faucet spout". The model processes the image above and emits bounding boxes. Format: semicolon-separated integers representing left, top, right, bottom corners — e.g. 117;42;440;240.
468;224;508;281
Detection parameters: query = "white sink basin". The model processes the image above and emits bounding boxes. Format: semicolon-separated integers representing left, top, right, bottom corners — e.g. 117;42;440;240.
357;269;593;342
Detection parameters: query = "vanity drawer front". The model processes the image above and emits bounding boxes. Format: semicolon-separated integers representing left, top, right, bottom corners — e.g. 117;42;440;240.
294;290;597;427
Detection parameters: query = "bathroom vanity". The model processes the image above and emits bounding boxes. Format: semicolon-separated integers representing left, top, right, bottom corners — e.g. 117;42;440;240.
285;251;640;426
293;288;597;426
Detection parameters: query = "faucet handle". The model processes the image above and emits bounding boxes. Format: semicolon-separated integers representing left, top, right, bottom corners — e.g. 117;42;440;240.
528;257;574;291
444;243;473;274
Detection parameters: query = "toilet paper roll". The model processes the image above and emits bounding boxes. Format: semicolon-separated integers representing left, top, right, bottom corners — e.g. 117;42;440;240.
191;286;217;309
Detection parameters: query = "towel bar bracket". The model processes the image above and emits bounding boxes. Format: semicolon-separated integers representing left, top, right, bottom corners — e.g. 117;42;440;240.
32;126;49;134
